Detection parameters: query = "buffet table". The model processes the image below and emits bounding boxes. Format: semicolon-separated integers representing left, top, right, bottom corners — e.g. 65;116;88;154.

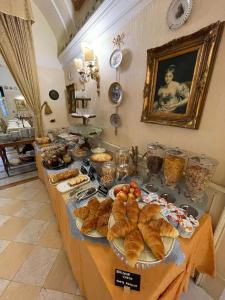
36;152;215;300
7;118;31;132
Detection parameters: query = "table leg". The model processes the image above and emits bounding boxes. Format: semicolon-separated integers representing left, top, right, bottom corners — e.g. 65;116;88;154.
0;148;9;176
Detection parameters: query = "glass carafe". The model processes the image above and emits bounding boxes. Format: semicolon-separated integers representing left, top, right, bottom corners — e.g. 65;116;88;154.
185;154;218;202
145;142;165;190
164;147;187;188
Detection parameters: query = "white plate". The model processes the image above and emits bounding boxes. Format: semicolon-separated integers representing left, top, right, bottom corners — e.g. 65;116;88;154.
108;184;142;201
109;49;123;69
56;175;90;194
108;208;175;268
75;197;106;238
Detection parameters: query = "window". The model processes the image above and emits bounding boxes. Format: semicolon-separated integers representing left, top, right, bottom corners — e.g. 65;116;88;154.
0;87;9;117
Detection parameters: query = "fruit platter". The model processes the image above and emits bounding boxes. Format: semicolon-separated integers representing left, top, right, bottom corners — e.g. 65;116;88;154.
108;181;142;201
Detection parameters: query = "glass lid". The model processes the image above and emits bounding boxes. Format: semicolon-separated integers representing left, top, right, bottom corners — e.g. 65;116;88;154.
147;142;165;150
189;154;218;167
166;147;186;157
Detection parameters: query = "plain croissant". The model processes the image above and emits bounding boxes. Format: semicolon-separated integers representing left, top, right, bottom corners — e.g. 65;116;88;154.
138;222;165;260
107;219;134;241
73;206;89;220
112;198;126;222
124;228;144;268
126;200;139;225
160;219;179;238
139;203;161;224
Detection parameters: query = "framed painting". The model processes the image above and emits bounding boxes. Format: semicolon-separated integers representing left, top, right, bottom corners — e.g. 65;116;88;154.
66;83;77;114
141;21;224;129
15;99;27;111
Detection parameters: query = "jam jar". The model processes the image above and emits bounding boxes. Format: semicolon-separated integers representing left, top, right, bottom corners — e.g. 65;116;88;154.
185;154;218;201
164;147;187;187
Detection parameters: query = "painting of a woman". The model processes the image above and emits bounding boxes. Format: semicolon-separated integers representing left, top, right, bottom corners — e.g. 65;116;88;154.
154;65;190;114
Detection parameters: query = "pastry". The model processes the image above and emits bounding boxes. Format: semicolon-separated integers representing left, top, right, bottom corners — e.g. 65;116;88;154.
159;219;179;238
73;206;90;220
48;168;79;184
138;223;165;260
107;219;134;241
90;152;112;162
126;199;139;225
68;175;88;187
112;198;126;222
36;137;50;145
97;198;113;217
81;216;98;233
87;197;100;216
139;203;161;224
124;229;144;268
96;212;111;237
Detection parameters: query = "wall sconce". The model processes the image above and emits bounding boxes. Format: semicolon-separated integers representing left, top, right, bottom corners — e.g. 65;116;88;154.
74;44;100;96
41;101;53;115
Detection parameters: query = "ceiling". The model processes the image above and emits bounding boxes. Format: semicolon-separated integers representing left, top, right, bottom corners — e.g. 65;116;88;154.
33;0;104;54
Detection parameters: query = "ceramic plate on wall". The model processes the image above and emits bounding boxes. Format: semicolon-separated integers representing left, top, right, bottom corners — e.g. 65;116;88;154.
108;82;123;106
167;0;193;30
109;49;123;69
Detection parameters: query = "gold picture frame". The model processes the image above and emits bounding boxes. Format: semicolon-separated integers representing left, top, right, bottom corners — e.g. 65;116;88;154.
141;21;224;129
15;99;27;111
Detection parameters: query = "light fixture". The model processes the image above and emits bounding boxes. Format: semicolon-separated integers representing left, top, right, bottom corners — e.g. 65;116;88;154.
41;101;53;115
74;43;100;96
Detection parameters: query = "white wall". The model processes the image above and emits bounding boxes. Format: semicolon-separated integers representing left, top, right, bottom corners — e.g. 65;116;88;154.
63;0;225;187
31;1;69;132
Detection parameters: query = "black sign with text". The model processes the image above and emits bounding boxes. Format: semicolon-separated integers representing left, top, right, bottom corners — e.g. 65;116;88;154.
115;269;141;291
98;184;108;197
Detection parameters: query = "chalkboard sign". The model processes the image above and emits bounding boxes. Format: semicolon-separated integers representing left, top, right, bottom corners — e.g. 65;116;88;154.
115;269;141;291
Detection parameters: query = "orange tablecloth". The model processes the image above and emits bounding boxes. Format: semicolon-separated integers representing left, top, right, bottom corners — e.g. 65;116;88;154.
36;153;215;300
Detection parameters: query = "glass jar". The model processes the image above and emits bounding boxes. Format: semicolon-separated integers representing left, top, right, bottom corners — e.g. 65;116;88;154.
185;154;218;201
116;163;129;182
146;142;165;175
100;161;116;187
164;148;187;187
116;149;129;165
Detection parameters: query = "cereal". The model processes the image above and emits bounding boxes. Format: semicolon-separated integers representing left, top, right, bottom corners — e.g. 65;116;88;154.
164;155;185;186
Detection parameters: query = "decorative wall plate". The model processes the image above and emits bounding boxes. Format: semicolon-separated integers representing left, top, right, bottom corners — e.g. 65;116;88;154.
49;89;59;100
167;0;193;30
108;82;123;106
110;113;121;128
109;49;123;69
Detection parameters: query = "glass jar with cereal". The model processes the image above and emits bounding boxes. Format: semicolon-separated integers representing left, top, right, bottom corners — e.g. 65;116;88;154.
164;148;187;187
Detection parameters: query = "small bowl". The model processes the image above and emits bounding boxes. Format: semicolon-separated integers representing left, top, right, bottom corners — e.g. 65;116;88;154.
160;193;176;203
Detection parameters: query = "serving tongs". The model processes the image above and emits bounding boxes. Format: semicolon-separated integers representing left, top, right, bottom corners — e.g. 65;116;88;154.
74;186;98;203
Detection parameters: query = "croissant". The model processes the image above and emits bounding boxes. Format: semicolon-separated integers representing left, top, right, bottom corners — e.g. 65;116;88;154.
160;219;179;238
138;223;165;260
97;198;113;217
107;219;134;241
73;206;90;220
87;197;100;216
112;198;126;222
81;216;98;233
126;200;139;225
96;212;111;237
124;229;144;268
139;204;161;224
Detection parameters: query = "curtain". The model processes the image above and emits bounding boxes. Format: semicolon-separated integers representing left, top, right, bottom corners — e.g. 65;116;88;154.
0;1;43;137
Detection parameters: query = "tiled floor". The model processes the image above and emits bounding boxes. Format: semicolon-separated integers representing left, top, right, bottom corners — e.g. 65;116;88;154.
0;180;85;299
0;179;213;300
